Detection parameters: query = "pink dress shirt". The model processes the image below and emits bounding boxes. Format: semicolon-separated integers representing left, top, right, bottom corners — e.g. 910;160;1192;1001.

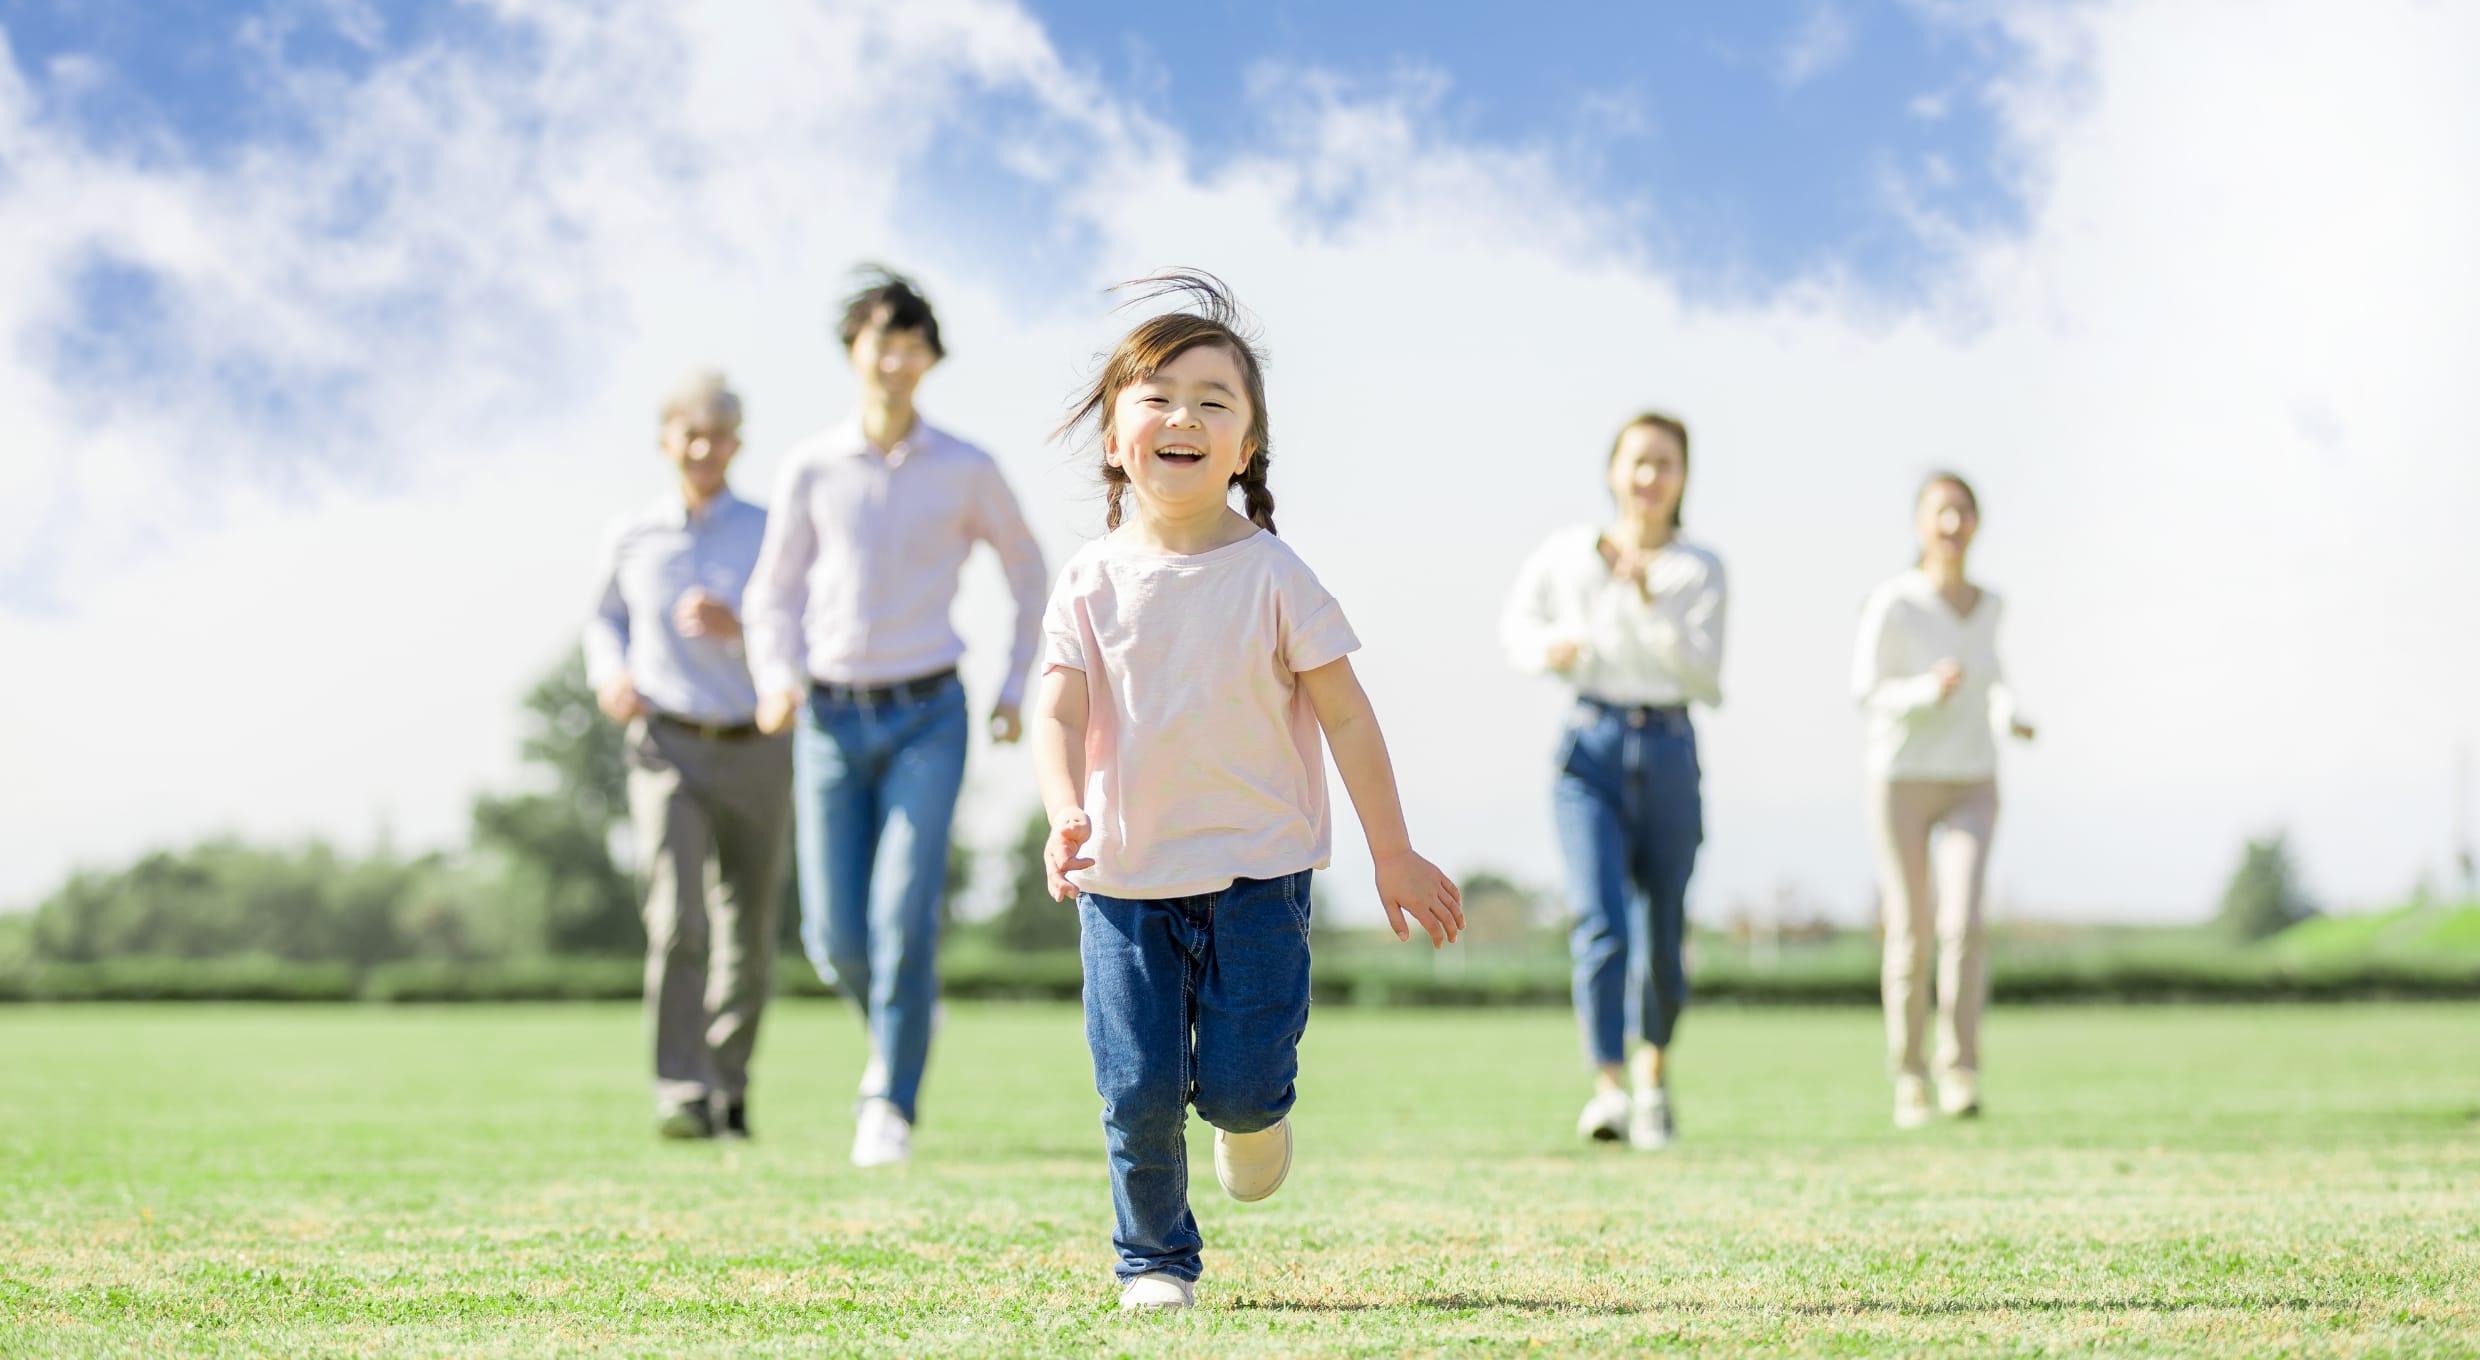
744;417;1047;707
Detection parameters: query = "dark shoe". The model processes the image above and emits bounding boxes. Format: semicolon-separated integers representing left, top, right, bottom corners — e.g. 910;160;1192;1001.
658;1104;715;1140
719;1099;751;1141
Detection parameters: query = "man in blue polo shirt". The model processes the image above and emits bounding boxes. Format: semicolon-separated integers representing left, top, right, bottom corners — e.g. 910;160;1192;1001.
585;369;790;1141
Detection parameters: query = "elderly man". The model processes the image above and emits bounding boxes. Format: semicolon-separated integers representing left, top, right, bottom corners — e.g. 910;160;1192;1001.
585;369;790;1141
745;268;1046;1167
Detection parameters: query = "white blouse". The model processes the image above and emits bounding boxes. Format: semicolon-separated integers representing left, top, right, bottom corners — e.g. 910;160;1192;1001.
1502;526;1727;708
1852;568;2027;782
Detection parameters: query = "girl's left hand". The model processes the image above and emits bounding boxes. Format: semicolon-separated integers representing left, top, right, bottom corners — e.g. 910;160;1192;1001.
1375;851;1465;948
2011;720;2037;742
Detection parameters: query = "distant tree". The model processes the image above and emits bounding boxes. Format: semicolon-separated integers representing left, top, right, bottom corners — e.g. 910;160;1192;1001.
1455;870;1543;953
2217;832;2317;941
991;807;1080;951
467;651;635;956
27;838;448;966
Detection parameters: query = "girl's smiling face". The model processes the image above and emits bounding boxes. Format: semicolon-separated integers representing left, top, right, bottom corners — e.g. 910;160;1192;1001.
1106;342;1257;517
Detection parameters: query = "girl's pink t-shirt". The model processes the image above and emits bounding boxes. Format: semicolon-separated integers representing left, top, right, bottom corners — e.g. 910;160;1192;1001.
1042;529;1361;900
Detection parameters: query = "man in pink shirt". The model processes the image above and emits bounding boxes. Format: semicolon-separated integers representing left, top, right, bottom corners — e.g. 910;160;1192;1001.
744;267;1047;1167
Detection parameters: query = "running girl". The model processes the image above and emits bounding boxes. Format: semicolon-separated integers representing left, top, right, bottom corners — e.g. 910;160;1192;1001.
1029;273;1465;1311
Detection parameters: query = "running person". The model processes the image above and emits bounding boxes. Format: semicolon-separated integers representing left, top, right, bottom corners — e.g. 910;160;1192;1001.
1853;471;2034;1128
1502;412;1725;1151
1030;274;1464;1309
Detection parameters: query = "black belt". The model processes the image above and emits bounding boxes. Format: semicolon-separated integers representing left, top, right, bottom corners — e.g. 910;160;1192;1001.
1578;696;1690;730
650;711;764;741
810;667;957;706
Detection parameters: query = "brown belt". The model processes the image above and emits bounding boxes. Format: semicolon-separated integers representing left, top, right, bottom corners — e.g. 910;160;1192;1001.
650;711;764;741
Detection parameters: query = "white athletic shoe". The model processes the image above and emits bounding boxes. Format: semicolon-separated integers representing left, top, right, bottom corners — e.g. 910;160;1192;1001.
1627;1087;1675;1151
1117;1272;1195;1310
1213;1118;1292;1203
1575;1088;1630;1143
1894;1073;1935;1130
1937;1068;1981;1119
850;1097;912;1168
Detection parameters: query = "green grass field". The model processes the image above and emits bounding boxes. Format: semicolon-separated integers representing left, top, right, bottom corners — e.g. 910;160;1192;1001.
4;1002;2475;1357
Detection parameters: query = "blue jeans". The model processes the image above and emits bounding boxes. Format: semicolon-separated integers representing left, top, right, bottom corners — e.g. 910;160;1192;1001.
792;674;970;1124
1553;700;1703;1066
1078;870;1314;1284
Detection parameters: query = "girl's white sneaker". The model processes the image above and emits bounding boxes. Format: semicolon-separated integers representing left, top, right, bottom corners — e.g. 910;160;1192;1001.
1213;1117;1292;1202
1118;1272;1195;1310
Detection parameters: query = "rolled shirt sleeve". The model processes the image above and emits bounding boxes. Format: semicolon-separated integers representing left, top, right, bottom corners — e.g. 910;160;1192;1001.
971;458;1050;708
742;457;818;699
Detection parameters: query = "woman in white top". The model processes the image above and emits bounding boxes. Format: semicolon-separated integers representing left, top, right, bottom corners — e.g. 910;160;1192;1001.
1503;413;1726;1152
1852;471;2035;1129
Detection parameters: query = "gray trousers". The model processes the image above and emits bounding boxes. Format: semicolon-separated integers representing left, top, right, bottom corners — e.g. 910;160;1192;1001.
1870;778;1999;1081
625;717;793;1114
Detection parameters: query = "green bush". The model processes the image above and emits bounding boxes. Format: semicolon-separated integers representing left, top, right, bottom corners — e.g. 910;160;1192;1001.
5;937;2479;1005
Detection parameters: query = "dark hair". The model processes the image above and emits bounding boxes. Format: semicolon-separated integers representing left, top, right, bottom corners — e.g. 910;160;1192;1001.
837;264;945;358
1609;411;1691;528
1055;270;1275;535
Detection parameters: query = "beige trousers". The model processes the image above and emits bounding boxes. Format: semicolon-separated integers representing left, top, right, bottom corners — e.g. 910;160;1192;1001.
1870;778;1998;1080
626;718;793;1115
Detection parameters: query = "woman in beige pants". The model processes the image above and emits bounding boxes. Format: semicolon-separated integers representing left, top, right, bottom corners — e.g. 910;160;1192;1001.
1852;473;2034;1129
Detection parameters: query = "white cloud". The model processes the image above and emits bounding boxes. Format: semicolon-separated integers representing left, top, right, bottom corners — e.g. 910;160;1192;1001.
3;0;2476;933
1776;4;1856;89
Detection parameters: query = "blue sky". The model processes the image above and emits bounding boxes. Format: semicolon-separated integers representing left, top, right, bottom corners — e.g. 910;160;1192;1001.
7;0;2019;306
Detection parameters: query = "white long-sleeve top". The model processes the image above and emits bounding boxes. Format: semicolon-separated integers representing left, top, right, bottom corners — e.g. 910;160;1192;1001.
1501;526;1726;707
1852;568;2027;782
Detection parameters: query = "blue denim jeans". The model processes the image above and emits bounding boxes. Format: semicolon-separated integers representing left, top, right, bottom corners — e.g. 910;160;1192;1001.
792;674;970;1124
1078;870;1314;1284
1552;700;1703;1065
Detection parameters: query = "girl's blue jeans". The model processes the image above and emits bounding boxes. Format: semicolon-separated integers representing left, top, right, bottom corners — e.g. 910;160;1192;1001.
1077;869;1313;1283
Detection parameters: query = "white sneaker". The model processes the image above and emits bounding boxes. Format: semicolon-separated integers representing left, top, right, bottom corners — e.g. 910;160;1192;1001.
1575;1089;1630;1142
850;1097;912;1167
1627;1087;1675;1151
1937;1068;1981;1119
1213;1117;1292;1202
1894;1073;1935;1130
1117;1272;1195;1310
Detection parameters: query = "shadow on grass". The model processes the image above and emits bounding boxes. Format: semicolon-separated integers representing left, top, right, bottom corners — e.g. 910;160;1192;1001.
1234;1292;2357;1319
1231;1294;1641;1316
1781;1294;2354;1317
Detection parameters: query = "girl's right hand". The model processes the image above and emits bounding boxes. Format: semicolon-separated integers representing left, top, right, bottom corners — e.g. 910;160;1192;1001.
1931;658;1965;702
1544;640;1583;673
1045;812;1096;901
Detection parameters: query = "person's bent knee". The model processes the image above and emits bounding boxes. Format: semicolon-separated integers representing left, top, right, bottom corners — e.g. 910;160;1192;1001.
1192;1078;1294;1134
